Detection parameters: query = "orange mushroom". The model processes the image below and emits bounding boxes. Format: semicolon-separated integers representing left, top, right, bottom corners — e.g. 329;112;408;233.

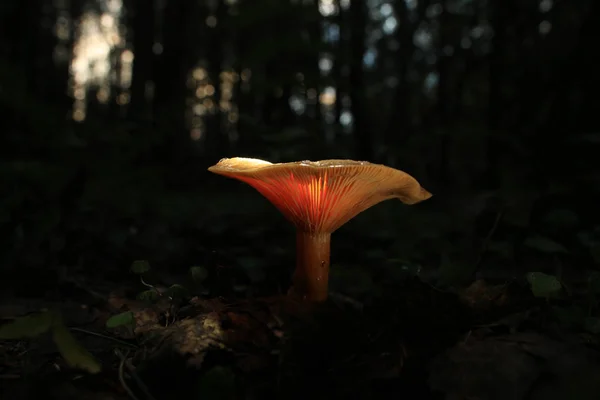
208;157;432;302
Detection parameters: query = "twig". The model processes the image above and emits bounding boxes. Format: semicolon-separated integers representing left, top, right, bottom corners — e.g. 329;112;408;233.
276;336;285;397
125;359;157;400
69;327;138;349
115;349;139;400
57;273;108;303
140;277;163;298
115;349;157;400
329;292;364;312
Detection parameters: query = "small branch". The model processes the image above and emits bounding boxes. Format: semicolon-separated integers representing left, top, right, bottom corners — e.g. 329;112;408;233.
116;349;139;400
69;327;138;349
140;277;162;297
114;349;158;400
125;359;157;400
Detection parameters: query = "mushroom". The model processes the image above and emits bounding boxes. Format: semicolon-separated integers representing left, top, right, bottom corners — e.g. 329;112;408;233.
208;157;432;302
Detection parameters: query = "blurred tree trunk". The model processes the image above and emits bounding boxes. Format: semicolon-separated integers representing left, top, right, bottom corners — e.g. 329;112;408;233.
262;60;295;131
262;61;279;126
570;1;600;134
153;0;191;160
536;1;599;179
484;0;513;188
25;1;71;108
108;49;123;119
2;0;74;122
383;0;423;163
348;0;372;160
128;0;155;121
233;35;251;150
261;6;298;133
310;1;325;134
0;2;20;61
231;0;264;154
435;0;451;183
455;11;479;120
204;0;229;158
333;0;345;126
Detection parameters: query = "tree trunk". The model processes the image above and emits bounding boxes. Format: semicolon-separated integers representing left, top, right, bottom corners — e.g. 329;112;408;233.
333;0;345;126
484;0;512;188
383;0;419;163
572;1;600;133
435;0;452;183
204;0;227;158
128;0;156;121
348;0;371;160
153;0;190;160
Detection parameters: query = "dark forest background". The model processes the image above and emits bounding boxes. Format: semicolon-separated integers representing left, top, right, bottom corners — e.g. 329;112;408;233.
3;1;600;399
1;0;600;298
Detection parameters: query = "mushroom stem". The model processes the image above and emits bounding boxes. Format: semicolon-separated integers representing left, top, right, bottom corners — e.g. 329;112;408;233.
291;231;331;302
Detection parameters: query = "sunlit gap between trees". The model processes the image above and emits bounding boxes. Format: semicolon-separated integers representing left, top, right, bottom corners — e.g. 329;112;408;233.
55;0;554;144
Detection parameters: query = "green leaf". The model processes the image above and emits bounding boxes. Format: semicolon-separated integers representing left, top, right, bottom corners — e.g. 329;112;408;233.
526;272;562;298
165;284;188;300
137;290;160;302
106;311;135;329
52;315;101;374
524;235;568;254
130;260;151;274
0;311;53;339
190;266;209;283
196;366;236;400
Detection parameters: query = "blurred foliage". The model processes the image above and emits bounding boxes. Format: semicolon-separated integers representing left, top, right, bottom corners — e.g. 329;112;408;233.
0;0;598;306
0;310;102;373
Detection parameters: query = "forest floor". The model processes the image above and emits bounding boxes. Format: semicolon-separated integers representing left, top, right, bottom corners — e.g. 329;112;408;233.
3;263;600;400
2;192;600;399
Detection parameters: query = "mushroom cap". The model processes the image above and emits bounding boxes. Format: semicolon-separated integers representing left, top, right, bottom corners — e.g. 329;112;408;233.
208;157;432;233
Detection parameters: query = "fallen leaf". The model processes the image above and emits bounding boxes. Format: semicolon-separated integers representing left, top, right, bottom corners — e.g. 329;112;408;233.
106;311;135;329
52;314;101;374
0;311;53;339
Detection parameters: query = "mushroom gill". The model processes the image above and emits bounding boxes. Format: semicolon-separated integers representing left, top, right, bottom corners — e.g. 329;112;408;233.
208;157;432;302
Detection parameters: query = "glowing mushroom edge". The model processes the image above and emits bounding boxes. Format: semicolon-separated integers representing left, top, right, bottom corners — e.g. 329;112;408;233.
208;157;432;302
